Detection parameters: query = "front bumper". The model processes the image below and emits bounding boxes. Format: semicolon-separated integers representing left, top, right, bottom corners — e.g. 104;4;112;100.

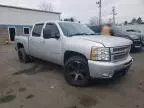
88;55;133;78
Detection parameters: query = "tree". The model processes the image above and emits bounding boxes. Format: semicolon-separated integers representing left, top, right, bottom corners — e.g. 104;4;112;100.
108;18;113;24
124;21;128;25
89;17;98;25
137;17;142;24
39;1;54;12
63;17;75;22
131;18;137;24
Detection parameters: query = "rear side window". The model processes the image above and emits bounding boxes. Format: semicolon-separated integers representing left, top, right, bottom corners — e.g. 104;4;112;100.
32;24;44;37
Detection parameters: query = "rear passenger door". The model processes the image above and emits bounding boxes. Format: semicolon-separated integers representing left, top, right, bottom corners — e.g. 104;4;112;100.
29;23;44;58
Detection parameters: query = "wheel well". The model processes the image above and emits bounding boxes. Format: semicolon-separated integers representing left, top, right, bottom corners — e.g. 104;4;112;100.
64;51;87;63
17;43;24;49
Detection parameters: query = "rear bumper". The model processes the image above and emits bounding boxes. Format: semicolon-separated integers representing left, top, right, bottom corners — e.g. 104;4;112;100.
88;55;133;78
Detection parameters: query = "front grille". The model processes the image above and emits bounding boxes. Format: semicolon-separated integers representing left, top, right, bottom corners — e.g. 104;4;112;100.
113;46;129;53
113;53;128;61
133;39;141;46
111;46;130;61
142;36;144;44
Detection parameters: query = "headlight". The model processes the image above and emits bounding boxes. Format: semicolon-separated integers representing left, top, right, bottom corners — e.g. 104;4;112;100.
90;47;110;61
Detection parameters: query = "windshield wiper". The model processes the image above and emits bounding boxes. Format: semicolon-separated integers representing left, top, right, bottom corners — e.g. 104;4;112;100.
69;33;88;36
87;33;97;35
69;33;97;36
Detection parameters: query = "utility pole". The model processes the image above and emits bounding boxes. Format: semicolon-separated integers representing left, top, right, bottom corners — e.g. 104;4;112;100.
96;0;102;26
112;6;117;24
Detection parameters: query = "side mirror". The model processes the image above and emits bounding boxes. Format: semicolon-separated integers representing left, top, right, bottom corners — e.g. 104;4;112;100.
55;32;60;39
43;29;52;39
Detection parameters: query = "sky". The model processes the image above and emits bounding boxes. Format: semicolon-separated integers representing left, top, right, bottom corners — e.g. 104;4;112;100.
0;0;144;24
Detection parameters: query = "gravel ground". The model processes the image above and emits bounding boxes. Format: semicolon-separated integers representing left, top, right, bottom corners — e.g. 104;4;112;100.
0;45;144;108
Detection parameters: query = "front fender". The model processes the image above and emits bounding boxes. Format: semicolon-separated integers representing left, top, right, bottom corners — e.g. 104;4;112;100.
63;38;104;60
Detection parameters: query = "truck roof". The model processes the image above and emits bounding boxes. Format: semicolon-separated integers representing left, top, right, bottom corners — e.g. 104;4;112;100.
34;21;80;25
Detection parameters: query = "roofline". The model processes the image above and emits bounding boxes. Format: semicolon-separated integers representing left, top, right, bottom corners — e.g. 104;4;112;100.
0;24;32;27
0;4;61;14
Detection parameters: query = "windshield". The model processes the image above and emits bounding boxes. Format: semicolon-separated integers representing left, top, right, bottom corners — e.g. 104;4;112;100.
59;22;96;37
88;26;101;34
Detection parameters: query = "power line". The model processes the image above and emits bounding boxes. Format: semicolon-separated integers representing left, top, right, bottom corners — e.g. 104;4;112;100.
112;6;117;24
96;0;102;26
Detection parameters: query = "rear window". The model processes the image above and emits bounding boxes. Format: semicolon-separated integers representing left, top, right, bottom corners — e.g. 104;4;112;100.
32;24;44;37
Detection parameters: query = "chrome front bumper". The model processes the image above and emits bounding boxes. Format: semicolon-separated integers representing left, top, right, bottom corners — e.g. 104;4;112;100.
88;55;133;78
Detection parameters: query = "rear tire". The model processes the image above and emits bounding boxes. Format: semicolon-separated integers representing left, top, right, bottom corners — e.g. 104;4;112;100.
18;48;30;63
64;56;90;87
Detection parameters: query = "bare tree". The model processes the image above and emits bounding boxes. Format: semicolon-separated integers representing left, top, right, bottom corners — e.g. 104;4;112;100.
89;17;98;25
124;21;128;25
137;17;143;24
63;17;75;22
130;18;137;24
39;1;54;12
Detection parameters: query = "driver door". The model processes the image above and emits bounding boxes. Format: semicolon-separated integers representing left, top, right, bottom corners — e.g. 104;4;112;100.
42;23;62;65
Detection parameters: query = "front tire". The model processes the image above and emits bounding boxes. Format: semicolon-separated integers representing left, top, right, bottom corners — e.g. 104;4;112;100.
18;48;30;63
64;56;90;87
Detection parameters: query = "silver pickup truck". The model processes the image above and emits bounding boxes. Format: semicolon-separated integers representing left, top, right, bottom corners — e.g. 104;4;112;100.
15;21;133;86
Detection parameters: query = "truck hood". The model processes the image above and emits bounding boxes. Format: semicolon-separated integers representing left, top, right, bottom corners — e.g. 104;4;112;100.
72;35;132;47
127;32;141;36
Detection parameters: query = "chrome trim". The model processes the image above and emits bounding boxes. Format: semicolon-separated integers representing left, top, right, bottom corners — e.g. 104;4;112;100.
111;45;130;62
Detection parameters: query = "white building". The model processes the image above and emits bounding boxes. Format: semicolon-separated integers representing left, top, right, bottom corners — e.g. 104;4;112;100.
0;4;61;44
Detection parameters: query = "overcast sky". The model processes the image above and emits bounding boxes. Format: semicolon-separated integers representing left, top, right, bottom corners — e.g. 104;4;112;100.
0;0;144;24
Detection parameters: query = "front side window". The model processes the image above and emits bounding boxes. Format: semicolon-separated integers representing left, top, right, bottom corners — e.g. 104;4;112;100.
59;22;95;37
44;23;60;38
32;24;44;37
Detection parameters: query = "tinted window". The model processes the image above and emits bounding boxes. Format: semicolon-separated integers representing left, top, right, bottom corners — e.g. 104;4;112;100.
44;23;60;38
24;28;30;34
32;24;44;37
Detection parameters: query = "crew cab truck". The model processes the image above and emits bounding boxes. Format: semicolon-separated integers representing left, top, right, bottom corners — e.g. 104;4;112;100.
15;21;133;86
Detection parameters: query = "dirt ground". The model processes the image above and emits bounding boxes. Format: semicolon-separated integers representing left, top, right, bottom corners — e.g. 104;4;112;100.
0;45;144;108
